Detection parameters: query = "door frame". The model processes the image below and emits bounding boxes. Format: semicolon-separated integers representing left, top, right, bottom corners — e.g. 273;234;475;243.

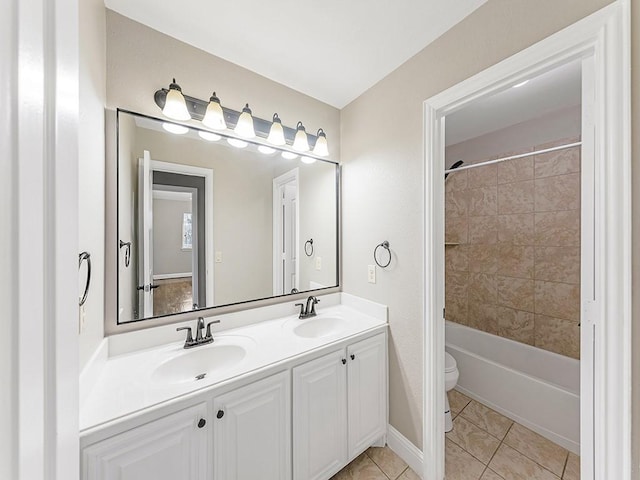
273;168;300;295
422;3;631;480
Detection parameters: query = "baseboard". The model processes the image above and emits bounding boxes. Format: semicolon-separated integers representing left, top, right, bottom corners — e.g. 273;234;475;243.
387;425;423;478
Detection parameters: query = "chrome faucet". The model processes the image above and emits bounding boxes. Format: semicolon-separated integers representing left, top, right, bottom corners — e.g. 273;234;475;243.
176;317;220;349
295;296;320;319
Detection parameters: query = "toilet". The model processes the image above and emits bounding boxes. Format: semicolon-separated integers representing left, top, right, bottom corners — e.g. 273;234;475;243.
444;351;459;432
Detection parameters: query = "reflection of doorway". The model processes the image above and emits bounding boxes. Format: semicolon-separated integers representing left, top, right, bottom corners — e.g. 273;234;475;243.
273;168;299;295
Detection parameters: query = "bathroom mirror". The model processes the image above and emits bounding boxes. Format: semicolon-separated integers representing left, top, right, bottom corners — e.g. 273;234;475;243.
117;110;339;323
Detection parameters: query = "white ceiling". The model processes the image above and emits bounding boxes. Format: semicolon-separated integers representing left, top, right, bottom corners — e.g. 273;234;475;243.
445;59;582;146
105;0;487;108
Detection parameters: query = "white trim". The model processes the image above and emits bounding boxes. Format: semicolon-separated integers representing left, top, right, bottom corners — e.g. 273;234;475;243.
150;160;215;306
387;425;424;479
423;4;631;480
153;272;193;280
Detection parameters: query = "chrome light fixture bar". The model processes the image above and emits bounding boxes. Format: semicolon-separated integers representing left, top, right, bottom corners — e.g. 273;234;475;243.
154;87;327;154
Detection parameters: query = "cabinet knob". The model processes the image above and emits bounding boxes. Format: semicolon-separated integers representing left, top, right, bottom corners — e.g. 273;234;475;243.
216;409;225;419
341;358;346;365
197;418;206;428
350;354;355;360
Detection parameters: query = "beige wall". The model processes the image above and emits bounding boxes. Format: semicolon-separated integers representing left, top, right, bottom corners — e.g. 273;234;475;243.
341;0;613;449
153;198;192;276
78;0;106;370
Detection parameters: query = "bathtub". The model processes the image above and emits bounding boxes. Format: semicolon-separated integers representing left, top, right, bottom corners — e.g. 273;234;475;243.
445;321;580;454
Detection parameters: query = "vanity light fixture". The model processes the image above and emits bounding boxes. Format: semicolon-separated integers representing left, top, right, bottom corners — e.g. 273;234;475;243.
227;138;249;149
301;156;316;164
198;130;222;142
234;104;256;138
258;145;277;155
312;128;329;156
162;79;191;121
202;92;227;130
162;122;189;135
267;113;286;146
282;151;298;160
292;121;310;152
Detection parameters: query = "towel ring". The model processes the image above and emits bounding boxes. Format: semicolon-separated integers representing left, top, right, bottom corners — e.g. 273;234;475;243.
78;251;91;306
304;239;314;257
120;240;131;267
374;241;391;268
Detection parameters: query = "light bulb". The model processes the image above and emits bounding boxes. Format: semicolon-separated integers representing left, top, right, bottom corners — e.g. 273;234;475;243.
258;145;276;155
202;92;227;130
227;138;248;149
301;156;316;164
312;128;329;156
292;121;310;152
162;79;191;121
198;130;221;142
162;122;189;135
267;113;286;146
282;151;298;160
234;103;256;138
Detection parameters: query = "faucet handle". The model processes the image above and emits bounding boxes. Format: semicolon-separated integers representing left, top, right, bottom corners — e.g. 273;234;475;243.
205;320;221;339
295;303;306;317
176;326;194;345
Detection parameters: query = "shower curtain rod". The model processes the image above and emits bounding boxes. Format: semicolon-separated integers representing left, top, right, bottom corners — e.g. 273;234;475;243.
444;141;582;174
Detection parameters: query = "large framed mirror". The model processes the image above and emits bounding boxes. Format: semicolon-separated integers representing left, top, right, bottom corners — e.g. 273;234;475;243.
116;110;339;324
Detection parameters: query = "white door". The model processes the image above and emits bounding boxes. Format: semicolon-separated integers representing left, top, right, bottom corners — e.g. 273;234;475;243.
347;334;387;459
82;403;209;480
293;350;348;480
213;372;291;480
273;169;299;295
138;150;154;317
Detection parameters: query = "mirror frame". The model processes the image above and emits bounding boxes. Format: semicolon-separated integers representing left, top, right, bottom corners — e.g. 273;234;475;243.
105;108;342;334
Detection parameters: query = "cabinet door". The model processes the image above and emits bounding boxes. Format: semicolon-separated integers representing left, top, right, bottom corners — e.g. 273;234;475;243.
347;333;387;459
213;371;291;480
293;349;348;480
83;403;208;480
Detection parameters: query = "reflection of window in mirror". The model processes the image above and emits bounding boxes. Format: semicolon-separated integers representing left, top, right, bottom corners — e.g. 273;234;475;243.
181;213;192;250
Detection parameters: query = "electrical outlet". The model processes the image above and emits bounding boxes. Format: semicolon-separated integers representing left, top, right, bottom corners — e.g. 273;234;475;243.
315;256;322;270
367;264;376;284
215;251;223;263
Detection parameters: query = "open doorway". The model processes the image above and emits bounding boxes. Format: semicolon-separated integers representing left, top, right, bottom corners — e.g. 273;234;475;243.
273;168;300;295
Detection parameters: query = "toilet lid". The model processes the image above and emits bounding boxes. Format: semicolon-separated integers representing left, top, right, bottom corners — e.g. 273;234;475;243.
445;352;457;373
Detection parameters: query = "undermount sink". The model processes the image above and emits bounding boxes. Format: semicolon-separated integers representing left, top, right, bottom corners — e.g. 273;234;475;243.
152;337;253;385
291;316;348;338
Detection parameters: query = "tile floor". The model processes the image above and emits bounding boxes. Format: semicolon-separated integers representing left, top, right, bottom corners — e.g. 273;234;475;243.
332;389;580;480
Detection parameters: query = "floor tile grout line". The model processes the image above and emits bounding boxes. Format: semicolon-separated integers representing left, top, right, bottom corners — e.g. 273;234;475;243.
560;450;570;479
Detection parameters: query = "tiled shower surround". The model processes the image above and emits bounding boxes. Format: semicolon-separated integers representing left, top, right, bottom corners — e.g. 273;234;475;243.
445;137;581;359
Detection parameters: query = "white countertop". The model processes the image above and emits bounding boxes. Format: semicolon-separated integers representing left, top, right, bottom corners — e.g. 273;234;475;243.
80;296;387;432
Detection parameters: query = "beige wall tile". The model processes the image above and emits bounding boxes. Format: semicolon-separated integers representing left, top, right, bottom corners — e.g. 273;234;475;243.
446;169;468;192
446;189;468;218
468;164;498;188
534;210;580;247
468;186;498;216
498;156;534;184
534;280;580;321
534;173;580;212
469;273;497;304
446;244;469;272
498;213;534;245
534;145;580;178
469;216;498;244
445;439;486;480
446;216;469;244
497;276;534;312
498;244;534;278
468;302;498;334
497;306;535;345
489;444;559;480
498;180;535;214
468;244;498;274
446;416;501;464
446;271;469;325
504;423;568;476
535;314;580;359
534;246;580;284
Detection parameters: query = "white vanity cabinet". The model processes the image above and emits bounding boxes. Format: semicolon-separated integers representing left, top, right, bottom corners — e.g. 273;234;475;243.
213;371;291;480
293;333;387;480
82;403;209;480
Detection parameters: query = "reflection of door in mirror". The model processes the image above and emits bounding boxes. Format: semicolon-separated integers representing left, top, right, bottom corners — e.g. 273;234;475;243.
273;169;299;295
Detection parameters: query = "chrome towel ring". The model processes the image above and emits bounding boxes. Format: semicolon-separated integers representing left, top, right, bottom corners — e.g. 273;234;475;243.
374;241;391;268
78;251;91;306
304;239;314;257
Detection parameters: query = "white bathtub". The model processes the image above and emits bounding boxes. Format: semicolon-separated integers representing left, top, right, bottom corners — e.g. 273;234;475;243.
445;321;580;454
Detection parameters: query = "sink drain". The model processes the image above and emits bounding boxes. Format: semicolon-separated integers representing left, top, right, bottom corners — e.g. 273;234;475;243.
195;373;206;381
